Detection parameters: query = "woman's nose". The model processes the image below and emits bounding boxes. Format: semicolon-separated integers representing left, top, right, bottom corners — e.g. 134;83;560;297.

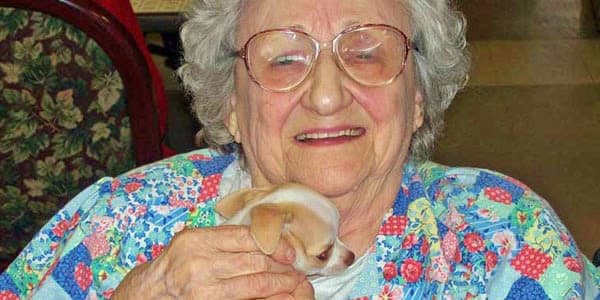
302;53;351;115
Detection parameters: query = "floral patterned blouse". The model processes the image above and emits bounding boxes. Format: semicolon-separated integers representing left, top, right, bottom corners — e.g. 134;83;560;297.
1;148;599;299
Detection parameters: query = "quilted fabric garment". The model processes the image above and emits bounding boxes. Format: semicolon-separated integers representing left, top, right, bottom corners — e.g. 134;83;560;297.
0;8;135;265
0;148;599;299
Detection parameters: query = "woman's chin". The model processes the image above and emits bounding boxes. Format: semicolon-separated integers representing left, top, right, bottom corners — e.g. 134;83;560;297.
292;171;364;199
283;153;372;198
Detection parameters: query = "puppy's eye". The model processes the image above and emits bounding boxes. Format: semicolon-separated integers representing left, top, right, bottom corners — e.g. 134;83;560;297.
317;251;329;261
317;246;332;261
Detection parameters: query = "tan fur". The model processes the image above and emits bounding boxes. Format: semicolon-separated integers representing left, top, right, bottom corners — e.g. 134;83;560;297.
217;183;355;275
249;202;332;257
249;203;290;254
215;186;272;218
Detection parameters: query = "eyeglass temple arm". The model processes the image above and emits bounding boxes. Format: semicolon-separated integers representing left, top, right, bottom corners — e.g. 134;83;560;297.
409;39;421;53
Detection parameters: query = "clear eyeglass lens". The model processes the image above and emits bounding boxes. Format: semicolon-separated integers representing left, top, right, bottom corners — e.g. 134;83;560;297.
246;26;407;91
247;31;316;91
336;27;407;86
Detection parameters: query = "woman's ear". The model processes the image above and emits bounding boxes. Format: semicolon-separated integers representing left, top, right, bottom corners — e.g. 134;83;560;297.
225;94;241;143
412;90;424;132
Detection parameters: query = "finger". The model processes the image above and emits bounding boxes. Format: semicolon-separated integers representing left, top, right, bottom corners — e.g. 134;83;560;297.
219;271;305;299
201;226;296;264
211;252;297;279
199;226;267;252
264;294;294;300
292;280;315;300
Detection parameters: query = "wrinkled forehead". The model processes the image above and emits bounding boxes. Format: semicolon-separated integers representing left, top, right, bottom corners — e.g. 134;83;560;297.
238;0;410;42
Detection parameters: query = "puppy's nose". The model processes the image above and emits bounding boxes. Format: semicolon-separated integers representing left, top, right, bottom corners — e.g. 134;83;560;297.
344;251;355;266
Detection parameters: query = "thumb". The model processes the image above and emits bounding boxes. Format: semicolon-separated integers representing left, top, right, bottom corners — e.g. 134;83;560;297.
292;280;315;300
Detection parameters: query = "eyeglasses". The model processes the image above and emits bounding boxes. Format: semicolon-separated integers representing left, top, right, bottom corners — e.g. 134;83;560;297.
233;24;413;92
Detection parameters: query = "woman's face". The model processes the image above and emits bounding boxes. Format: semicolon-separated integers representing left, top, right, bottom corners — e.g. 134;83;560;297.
227;0;424;198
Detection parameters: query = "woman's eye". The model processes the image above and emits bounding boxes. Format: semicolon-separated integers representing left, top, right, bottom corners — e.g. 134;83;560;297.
273;54;307;66
356;51;374;60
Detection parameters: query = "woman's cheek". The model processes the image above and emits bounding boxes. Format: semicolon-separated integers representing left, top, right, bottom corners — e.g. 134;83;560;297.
354;88;404;125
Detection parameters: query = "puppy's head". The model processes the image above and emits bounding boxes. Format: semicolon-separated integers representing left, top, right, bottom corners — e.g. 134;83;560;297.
216;183;355;276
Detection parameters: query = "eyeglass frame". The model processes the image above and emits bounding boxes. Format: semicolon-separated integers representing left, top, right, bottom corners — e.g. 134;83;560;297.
232;23;415;92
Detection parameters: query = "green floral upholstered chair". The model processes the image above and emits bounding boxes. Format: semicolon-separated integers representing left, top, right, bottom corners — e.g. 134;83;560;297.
0;0;163;269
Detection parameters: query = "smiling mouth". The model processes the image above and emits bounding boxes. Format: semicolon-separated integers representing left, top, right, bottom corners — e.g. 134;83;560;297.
294;128;365;142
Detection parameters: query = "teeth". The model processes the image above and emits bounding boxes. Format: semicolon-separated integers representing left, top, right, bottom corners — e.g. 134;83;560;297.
295;129;362;141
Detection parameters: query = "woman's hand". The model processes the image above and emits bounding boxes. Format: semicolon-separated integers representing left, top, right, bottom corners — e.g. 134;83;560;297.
113;225;313;299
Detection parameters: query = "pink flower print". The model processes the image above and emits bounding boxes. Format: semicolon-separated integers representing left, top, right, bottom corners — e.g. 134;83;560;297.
454;249;462;262
484;187;512;205
0;291;19;300
468;197;477;208
52;220;69;237
402;233;418;249
429;256;450;283
462;263;474;281
136;253;148;264
171;221;186;235
99;270;108;281
377;284;403;300
188;154;210;161
198;174;221;202
442;231;458;261
128;172;145;180
134;205;148;217
51;212;79;237
485;251;498;272
563;256;583;273
168;195;195;209
492;230;517;257
445;206;467;232
83;233;110;258
68;212;80;230
383;261;398;281
379;215;408;235
124;182;142;193
91;216;114;233
478;208;491;218
155;205;171;215
111;178;121;191
400;258;423;283
152;244;166;259
510;244;552;279
464;232;485;253
421;236;429;255
74;263;93;291
560;231;572;246
102;289;115;299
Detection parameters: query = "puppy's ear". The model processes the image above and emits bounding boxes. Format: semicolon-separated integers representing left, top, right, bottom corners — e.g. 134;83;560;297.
249;203;289;255
216;187;271;219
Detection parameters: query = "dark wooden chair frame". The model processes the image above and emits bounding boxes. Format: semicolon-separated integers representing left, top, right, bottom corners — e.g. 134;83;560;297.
0;0;163;165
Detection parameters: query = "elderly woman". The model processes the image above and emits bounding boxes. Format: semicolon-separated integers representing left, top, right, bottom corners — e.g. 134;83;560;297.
1;0;599;299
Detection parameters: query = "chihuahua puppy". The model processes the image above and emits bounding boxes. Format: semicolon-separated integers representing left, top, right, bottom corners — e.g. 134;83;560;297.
215;183;355;276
